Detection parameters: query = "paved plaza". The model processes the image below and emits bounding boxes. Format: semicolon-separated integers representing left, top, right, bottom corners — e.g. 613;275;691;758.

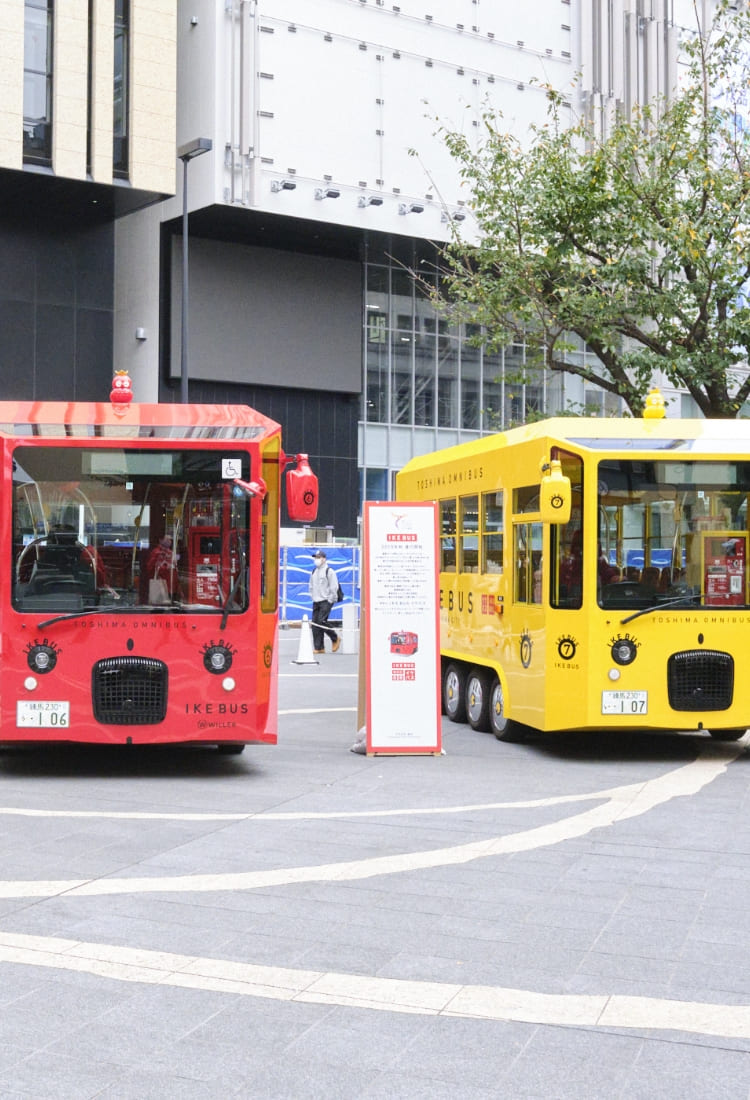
0;630;750;1097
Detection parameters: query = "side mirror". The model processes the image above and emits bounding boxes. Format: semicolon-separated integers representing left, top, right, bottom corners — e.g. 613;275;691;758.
539;460;571;524
286;453;319;522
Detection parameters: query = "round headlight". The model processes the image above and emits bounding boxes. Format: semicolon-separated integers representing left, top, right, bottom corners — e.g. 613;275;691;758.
611;638;638;666
203;643;234;674
26;644;58;674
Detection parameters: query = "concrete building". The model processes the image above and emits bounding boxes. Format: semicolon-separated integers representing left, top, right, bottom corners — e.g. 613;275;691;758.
1;1;706;538
0;1;175;401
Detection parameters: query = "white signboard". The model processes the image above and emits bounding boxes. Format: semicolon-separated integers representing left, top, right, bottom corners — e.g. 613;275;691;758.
364;502;441;755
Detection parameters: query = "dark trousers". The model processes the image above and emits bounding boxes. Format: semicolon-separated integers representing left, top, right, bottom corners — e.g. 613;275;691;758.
311;600;337;650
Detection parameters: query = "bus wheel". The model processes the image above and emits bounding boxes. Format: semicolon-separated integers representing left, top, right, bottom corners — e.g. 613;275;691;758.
218;744;246;755
443;663;466;723
489;677;525;742
466;669;490;732
709;729;746;741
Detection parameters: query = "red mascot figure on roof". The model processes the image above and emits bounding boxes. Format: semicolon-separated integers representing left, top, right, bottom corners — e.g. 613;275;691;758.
110;370;133;404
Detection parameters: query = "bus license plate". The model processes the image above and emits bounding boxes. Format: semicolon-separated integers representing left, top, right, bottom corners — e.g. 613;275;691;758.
601;690;648;715
16;701;70;728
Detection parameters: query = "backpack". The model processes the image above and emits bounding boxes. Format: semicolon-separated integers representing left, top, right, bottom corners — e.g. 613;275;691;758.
327;566;344;603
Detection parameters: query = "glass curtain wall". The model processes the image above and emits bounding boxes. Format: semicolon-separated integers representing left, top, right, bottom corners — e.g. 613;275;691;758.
362;245;548;505
360;244;623;508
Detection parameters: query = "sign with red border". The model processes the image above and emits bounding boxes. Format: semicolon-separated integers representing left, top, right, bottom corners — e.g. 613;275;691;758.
364;502;441;755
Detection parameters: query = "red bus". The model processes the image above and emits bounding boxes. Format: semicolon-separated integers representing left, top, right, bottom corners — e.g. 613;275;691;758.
389;630;419;656
5;397;317;753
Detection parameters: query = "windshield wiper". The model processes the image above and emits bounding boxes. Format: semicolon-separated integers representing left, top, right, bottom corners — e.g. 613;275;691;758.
620;593;750;625
220;572;243;631
35;606;126;628
219;538;248;630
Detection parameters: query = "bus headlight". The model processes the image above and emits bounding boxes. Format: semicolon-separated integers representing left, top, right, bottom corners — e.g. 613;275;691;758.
611;638;637;665
26;643;58;674
202;642;235;674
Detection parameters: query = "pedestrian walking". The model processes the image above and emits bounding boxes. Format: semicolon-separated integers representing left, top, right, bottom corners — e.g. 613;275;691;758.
309;549;341;653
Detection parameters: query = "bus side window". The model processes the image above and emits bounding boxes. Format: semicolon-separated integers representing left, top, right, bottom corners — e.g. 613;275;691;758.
551;450;583;609
514;521;542;603
261;440;280;612
554;525;583;608
459;495;479;573
440;498;457;572
482;490;503;574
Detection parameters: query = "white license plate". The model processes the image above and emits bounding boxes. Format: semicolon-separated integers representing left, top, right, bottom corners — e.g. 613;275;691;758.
16;701;70;728
601;690;648;715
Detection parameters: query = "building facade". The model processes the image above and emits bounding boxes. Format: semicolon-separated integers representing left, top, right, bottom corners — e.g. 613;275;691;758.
0;1;175;401
0;2;706;539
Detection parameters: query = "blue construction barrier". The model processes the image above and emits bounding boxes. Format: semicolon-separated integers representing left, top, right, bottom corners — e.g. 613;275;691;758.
280;545;361;623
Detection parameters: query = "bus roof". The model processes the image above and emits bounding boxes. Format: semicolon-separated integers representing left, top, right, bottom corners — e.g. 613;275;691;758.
0;402;281;441
399;415;750;476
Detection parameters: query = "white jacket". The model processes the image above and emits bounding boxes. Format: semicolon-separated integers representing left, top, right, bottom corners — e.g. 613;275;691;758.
309;561;339;602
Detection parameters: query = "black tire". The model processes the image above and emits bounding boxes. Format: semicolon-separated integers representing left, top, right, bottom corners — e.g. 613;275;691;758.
709;729;746;742
443;662;466;723
488;675;526;742
217;744;246;755
466;668;491;732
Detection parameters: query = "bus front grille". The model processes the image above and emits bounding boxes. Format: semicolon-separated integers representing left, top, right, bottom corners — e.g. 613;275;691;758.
667;650;733;712
92;657;168;725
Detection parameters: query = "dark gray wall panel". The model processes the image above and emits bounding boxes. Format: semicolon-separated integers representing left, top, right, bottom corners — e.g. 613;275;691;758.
169;237;362;394
0;217;114;401
165;376;360;538
0;300;35;394
36;304;75;397
76;308;115;400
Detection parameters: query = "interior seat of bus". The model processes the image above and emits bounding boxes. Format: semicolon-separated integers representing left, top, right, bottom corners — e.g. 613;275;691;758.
17;529;97;601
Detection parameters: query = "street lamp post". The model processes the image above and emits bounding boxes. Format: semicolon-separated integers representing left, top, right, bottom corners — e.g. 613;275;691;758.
177;137;212;404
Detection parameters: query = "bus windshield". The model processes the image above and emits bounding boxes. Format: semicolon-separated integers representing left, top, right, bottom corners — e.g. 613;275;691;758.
597;457;750;611
12;446;251;615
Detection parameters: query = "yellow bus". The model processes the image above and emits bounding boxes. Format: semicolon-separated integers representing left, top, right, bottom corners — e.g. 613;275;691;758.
396;401;750;742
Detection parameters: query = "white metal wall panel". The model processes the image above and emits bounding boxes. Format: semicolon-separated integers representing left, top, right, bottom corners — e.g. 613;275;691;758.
257;25;381;183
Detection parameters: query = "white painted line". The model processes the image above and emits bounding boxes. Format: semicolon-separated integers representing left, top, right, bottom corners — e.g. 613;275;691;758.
1;931;749;1038
0;742;738;900
279;673;358;678
279;707;358;715
0;783;643;821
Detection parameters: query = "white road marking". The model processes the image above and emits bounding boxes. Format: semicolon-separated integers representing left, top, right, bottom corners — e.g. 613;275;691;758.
0;787;626;821
0;742;739;899
279;673;358;678
0;931;749;1039
279;707;358;715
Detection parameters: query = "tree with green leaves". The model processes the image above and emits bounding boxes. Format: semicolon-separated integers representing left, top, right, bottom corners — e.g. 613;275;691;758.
430;0;750;419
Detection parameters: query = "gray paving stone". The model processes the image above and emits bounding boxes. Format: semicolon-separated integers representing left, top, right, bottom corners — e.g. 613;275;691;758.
619;1035;750;1098
501;1024;644;1098
0;639;748;1099
0;1053;124;1100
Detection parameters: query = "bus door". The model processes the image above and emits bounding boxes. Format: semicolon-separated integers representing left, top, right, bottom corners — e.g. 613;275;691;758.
513;519;544;611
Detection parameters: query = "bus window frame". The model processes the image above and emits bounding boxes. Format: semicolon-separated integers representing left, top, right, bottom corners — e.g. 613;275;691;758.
458;494;479;574
260;438;280;613
439;498;457;572
513;520;543;604
550;450;584;610
481;489;503;574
